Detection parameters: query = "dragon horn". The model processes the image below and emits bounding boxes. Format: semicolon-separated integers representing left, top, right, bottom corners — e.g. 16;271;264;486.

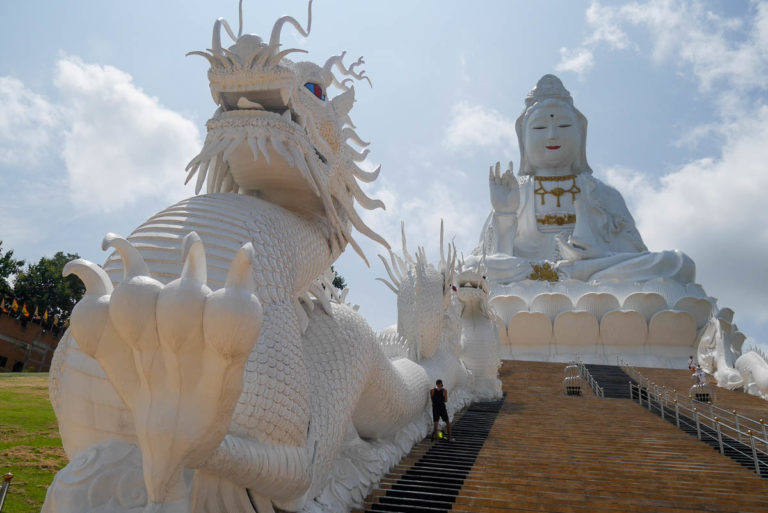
212;18;238;55
268;0;312;56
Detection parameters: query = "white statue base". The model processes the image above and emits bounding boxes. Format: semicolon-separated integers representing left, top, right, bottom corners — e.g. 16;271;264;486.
489;277;713;368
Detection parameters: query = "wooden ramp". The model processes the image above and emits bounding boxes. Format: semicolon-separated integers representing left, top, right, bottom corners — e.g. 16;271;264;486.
357;360;768;513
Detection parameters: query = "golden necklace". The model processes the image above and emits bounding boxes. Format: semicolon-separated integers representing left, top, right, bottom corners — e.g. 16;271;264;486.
533;174;580;207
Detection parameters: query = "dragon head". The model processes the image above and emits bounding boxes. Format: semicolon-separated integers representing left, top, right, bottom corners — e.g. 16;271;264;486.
377;222;457;359
455;250;490;317
186;1;387;262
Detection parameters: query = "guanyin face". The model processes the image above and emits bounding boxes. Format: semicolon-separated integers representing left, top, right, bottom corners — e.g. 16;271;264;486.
523;100;582;175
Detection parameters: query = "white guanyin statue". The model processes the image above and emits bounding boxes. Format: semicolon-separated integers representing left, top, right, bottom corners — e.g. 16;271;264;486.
467;74;694;285
468;75;746;373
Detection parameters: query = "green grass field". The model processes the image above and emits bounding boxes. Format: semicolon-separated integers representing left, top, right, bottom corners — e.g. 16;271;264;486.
0;373;66;513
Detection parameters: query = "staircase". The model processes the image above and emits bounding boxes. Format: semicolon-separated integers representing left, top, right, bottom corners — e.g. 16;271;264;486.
583;363;635;398
356;360;768;512
659;403;768;475
360;399;504;512
636;366;768;420
625;366;768;477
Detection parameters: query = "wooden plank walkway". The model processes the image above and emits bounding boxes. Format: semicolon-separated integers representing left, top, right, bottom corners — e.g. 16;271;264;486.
357;360;768;512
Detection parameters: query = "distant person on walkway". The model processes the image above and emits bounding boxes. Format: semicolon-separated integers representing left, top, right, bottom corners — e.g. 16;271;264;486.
694;365;708;385
688;355;694;371
430;379;453;442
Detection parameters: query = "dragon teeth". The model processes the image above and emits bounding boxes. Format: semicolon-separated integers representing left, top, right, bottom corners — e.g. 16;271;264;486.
256;134;270;164
288;143;319;197
247;135;260;161
270;136;294;167
223;135;245;162
279;89;291;107
237;97;264;109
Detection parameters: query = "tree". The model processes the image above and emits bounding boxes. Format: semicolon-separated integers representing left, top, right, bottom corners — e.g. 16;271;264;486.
0;241;25;299
330;265;347;291
13;252;85;318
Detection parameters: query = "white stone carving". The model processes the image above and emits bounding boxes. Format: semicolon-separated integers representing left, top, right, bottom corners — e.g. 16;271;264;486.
506;312;553;361
462;73;757;377
735;347;768;400
553;311;599;354
489;295;528;321
704;317;768;402
622;293;668;321
530;293;574;321
642;278;687;307
647;310;697;361
455;250;502;400
600;310;648;358
63;232;261;511
42;440;157;513
575;293;620;322
672;297;713;329
44;3;478;512
44;9;768;513
467;75;695;286
698;308;745;390
558;279;595;300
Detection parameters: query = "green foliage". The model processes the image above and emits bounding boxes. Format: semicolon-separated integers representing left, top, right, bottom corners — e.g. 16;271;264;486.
0;240;25;299
13;252;85;318
330;265;347;290
0;374;65;513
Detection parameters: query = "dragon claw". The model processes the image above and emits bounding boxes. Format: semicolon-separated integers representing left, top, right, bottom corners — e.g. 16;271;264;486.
64;232;263;506
63;259;114;358
102;233;150;279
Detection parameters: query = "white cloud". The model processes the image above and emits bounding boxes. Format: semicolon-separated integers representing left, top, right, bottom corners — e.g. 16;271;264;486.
671;122;721;149
361;177;484;265
602;104;768;323
54;57;201;213
556;47;595;75
0;58;201;215
562;0;768;344
584;2;630;49
0;76;59;165
559;0;768;95
443;102;517;154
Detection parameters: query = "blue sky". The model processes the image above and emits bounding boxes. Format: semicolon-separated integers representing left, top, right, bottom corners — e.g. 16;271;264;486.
2;0;768;352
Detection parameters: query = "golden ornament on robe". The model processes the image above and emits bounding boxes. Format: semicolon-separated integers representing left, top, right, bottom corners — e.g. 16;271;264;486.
529;262;560;282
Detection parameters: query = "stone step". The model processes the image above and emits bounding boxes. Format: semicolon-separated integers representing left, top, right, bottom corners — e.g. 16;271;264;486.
356;361;768;513
360;399;503;513
583;363;636;398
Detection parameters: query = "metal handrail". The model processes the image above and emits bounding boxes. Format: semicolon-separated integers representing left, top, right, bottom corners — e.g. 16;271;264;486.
619;358;768;476
0;472;13;512
575;359;604;399
618;357;768;442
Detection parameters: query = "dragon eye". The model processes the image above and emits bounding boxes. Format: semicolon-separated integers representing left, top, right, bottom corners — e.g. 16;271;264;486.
304;82;326;101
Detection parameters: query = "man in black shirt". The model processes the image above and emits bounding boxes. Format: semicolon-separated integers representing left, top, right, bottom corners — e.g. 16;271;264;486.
430;379;453;441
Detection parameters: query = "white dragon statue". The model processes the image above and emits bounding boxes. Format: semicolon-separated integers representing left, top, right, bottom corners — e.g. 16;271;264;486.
41;3;483;512
697;306;768;401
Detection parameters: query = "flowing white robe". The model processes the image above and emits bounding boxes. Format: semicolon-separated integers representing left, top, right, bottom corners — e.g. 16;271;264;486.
471;174;695;284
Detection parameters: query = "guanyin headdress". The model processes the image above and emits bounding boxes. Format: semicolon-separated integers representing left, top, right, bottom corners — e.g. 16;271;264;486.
515;74;592;176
